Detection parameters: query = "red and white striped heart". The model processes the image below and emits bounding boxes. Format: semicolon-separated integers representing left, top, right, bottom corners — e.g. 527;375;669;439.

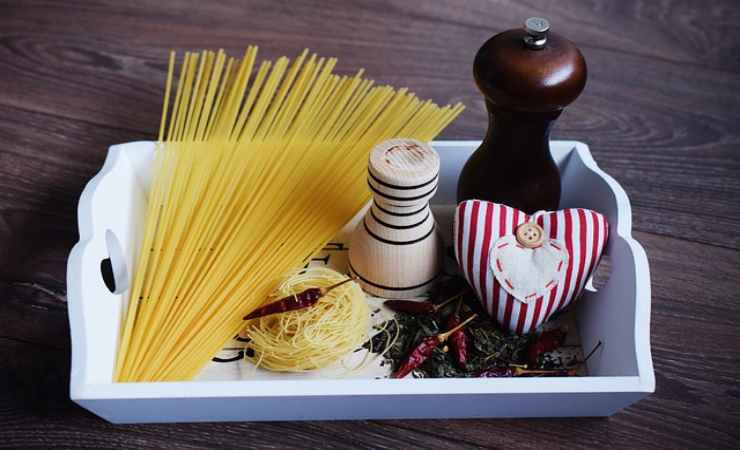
454;200;609;334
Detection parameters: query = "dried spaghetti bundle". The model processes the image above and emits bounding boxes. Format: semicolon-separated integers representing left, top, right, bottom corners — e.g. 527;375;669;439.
115;47;464;381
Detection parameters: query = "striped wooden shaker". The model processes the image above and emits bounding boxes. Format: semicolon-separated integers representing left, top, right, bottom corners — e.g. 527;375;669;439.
349;138;443;298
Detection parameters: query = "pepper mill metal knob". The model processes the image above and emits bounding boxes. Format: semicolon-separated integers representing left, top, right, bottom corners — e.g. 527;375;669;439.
457;17;587;213
349;139;443;298
523;17;550;49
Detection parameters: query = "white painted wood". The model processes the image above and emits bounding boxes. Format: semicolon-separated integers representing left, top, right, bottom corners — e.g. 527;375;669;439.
66;140;655;423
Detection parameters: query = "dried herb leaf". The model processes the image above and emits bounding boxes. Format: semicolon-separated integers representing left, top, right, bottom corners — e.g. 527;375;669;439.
368;276;575;378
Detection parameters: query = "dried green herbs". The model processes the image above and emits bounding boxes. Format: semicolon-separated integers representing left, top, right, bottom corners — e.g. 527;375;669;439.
367;295;530;378
365;276;581;379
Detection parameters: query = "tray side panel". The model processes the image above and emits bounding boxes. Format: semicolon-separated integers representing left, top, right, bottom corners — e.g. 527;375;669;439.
68;142;155;391
78;391;649;423
559;142;654;387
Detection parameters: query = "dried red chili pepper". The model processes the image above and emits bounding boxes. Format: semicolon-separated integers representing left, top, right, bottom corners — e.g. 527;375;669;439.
527;329;566;366
391;313;477;379
383;293;461;315
390;335;439;379
446;300;467;368
243;278;353;320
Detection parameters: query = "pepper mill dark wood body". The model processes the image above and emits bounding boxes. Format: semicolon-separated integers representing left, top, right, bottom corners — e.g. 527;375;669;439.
457;18;587;213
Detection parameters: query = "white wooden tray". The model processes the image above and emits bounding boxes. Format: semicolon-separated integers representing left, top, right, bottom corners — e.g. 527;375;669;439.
67;140;654;423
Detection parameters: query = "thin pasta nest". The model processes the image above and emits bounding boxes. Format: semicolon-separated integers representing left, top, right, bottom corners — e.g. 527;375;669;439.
243;267;370;372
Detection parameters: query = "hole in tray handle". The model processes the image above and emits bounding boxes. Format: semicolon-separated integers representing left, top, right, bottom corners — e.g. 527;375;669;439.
101;229;130;294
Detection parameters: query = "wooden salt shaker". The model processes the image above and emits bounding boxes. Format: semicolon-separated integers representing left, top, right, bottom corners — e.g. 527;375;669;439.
457;17;587;213
348;139;443;299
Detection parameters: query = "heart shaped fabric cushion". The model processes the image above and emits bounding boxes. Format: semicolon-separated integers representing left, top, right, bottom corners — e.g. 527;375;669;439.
454;200;609;334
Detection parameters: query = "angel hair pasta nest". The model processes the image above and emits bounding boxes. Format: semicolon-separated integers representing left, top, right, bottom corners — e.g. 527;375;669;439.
243;267;370;372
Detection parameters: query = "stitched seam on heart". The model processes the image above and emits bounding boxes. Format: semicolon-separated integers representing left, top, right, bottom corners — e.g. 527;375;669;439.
489;235;568;304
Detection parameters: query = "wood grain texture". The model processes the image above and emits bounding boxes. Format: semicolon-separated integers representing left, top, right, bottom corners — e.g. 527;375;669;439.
350;139;442;298
0;0;738;449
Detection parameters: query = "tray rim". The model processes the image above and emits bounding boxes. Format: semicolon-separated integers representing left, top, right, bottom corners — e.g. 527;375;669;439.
67;140;654;402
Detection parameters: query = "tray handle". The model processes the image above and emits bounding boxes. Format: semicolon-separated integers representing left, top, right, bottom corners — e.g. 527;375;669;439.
68;145;146;390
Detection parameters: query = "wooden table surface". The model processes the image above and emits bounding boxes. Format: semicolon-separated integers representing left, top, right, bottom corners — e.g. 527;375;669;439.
1;0;738;448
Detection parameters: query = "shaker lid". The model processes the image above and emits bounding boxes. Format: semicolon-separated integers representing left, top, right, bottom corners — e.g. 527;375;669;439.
473;17;587;112
367;139;439;207
369;139;439;188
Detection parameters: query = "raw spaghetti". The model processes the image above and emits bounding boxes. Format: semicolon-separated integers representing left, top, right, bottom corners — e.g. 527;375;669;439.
114;47;464;381
243;267;369;372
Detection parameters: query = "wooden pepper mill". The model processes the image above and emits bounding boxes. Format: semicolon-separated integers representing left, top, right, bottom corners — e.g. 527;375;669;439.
349;139;443;299
457;17;587;213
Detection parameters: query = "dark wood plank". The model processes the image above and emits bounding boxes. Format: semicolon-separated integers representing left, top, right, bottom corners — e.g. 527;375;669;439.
0;105;144;285
1;1;740;449
1;0;738;248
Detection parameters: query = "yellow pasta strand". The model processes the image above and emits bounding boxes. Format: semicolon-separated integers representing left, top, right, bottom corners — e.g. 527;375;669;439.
115;48;464;381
